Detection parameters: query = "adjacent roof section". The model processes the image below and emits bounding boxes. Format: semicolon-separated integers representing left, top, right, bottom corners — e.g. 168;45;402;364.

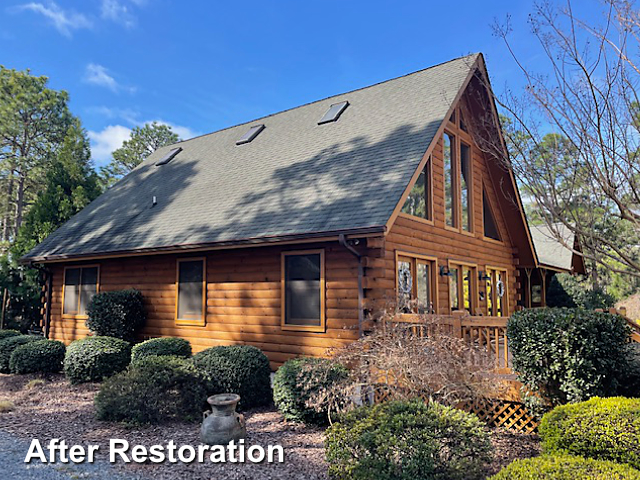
530;223;585;273
23;54;480;263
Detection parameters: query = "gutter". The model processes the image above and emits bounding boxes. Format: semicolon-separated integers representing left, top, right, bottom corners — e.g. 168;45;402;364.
338;234;365;338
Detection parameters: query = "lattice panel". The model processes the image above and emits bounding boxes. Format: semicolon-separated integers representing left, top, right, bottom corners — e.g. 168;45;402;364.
457;398;538;434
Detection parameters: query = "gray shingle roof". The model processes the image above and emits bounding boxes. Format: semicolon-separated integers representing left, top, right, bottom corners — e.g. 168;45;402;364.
23;54;479;262
530;223;578;271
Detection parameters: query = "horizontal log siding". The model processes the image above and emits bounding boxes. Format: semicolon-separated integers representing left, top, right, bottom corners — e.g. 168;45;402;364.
381;129;520;316
47;242;359;368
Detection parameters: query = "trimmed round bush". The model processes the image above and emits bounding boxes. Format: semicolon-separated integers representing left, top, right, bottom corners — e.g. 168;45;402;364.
489;455;640;480
326;400;493;480
507;308;630;409
9;339;66;374
192;345;271;409
0;329;21;341
539;396;640;468
273;357;349;425
131;337;192;365
95;356;209;424
86;289;146;341
64;336;131;384
0;335;43;373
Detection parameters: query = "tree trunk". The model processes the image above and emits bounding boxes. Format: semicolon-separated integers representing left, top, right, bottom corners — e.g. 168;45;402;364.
15;172;25;235
2;173;15;242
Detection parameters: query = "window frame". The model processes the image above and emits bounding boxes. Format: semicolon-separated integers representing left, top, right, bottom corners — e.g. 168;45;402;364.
175;257;207;327
448;260;478;314
399;156;434;225
395;250;438;315
281;249;326;333
459;140;474;234
482;180;503;244
61;265;100;319
485;266;509;317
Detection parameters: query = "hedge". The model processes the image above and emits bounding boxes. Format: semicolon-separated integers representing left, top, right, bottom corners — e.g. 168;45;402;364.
86;289;146;341
0;329;21;341
95;356;209;424
489;455;640;480
273;357;349;425
539;396;640;468
326;400;492;480
9;339;66;374
0;335;43;373
507;308;630;410
193;345;272;409
131;337;192;365
64;336;131;384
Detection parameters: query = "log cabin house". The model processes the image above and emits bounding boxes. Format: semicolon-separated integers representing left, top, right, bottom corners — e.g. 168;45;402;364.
21;53;584;367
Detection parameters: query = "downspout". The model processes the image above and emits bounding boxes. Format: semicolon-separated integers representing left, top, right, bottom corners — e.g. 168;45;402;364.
338;234;364;338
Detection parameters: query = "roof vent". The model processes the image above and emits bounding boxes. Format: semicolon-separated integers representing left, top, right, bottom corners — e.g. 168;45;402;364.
318;101;349;125
155;147;182;166
236;124;265;145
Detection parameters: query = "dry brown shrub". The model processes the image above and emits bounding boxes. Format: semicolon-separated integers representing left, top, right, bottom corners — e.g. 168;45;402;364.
305;312;507;421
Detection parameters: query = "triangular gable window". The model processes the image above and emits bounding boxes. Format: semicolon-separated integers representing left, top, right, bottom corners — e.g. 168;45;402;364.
483;189;501;241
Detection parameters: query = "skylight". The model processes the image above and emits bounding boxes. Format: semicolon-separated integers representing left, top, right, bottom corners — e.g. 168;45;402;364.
155;147;182;166
236;124;265;145
318;101;349;125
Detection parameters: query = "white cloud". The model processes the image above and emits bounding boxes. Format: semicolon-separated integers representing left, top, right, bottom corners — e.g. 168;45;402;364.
84;63;135;94
88;121;199;165
16;2;92;37
100;0;135;28
88;125;131;166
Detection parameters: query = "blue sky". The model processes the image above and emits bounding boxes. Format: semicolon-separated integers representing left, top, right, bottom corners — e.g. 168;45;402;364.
1;0;605;167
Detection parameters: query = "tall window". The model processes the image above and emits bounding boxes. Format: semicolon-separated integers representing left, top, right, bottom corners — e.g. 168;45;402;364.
401;158;432;221
176;258;206;325
444;133;456;227
397;253;436;314
282;250;325;331
63;266;99;316
483;189;501;241
449;263;476;313
460;143;472;232
486;268;508;317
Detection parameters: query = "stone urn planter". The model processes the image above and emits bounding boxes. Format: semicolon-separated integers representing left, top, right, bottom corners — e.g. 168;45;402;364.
201;393;246;445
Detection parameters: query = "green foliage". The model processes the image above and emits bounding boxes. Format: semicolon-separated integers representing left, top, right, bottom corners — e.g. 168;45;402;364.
86;289;146;341
9;339;65;374
0;329;20;340
489;455;640;480
95;356;208;424
131;337;192;365
0;335;42;373
507;308;631;411
273;357;349;425
101;122;180;185
64;336;131;384
547;274;616;310
325;400;493;480
192;345;272;410
539;397;640;468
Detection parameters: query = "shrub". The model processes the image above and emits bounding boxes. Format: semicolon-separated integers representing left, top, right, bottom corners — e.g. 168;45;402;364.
273;357;349;425
0;329;21;341
326;400;492;480
192;345;271;409
131;337;192;365
86;289;146;341
507;308;630;411
539;396;640;468
489;455;640;480
95;356;209;424
0;335;43;373
9;339;65;374
64;336;131;384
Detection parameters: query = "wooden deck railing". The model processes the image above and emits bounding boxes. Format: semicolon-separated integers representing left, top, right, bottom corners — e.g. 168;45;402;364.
387;313;511;371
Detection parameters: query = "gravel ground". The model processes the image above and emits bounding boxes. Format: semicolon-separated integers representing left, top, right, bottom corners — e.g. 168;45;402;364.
0;373;540;479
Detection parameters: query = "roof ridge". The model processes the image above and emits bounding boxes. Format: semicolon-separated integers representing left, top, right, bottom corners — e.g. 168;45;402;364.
172;53;481;146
